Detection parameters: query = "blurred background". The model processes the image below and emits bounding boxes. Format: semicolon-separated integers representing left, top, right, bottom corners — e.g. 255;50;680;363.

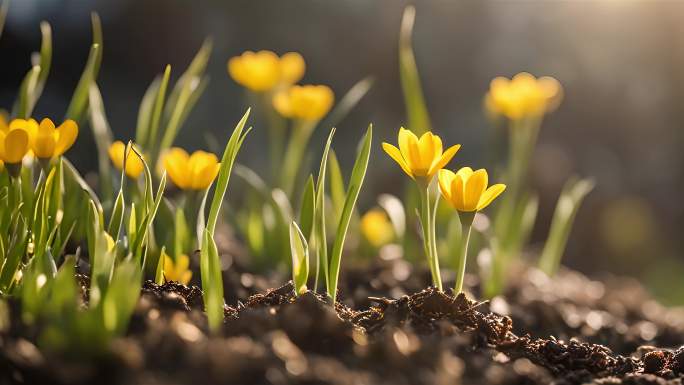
1;0;683;304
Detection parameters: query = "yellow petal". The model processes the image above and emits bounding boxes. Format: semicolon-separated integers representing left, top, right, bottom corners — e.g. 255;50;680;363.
428;144;461;176
464;169;488;211
34;118;57;158
477;184;506;211
398;127;417;170
279;52;305;85
163;255;175;278
54;119;78;156
4;129;29;163
108;141;125;168
273;89;294;118
451;173;467;211
438;169;456;204
177;254;190;271
188;151;219;190
164;147;190;189
455;166;473;180
179;271;192;285
382;142;413;178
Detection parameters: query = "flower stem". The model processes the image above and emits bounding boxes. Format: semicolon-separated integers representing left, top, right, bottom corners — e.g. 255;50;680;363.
455;211;474;294
418;184;442;290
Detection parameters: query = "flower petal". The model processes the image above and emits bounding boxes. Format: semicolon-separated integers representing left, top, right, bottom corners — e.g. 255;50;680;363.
34;118;56;158
428;144;461;176
398;127;418;171
54;119;78;156
477;184;506;211
382;142;413;178
4;129;29;163
438;169;456;205
164;147;190;189
464;169;488;211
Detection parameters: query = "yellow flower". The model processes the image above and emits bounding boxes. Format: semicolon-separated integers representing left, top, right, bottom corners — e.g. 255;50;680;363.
163;147;220;190
438;167;506;212
279;52;306;85
0;119;35;176
163;254;192;285
33;118;78;159
485;72;562;120
228;50;305;92
273;85;334;121
108;141;145;179
361;209;395;248
382;127;460;183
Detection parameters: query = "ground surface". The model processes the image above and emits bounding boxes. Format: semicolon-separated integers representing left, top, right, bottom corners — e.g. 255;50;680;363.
1;259;684;385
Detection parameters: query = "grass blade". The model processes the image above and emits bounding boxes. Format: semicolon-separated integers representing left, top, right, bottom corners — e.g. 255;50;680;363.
320;76;373;130
399;6;431;134
299;175;315;240
289;221;309;295
539;178;594;276
328;124;372;302
313;128;336;291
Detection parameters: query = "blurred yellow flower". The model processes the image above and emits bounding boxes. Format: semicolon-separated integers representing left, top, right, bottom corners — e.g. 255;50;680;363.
33;118;78;160
163;147;220;190
361;209;395;248
0;118;35;176
382;128;460;183
108;141;145;179
438;167;506;212
273;84;334;121
485;72;562;120
228;50;305;92
163;254;192;285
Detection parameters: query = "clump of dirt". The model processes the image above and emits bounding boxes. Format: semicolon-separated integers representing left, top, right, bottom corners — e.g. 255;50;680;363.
1;266;684;385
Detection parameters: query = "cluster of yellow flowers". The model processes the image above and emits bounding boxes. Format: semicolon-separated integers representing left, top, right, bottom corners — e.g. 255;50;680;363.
383;128;505;214
0;117;78;176
485;72;562;121
108;141;220;191
228;50;334;122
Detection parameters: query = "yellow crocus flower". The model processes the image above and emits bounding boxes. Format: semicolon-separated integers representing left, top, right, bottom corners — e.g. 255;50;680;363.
382;127;460;184
33;118;78;160
279;52;306;85
108;141;145;179
485;72;562;120
273;84;334;121
438;167;506;212
361;209;395;248
0;119;35;176
228;50;305;92
163;147;220;190
163;254;192;285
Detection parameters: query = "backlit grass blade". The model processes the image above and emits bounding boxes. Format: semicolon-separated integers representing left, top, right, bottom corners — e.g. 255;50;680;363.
88;84;114;200
313;128;336;291
289;221;309;295
102;260;141;335
147;65;171;165
136;77;162;148
202;109;251;333
206;109;251;235
399;6;431;134
155;247;167;285
320;76;374;130
539;177;594;276
0;0;9;39
65;43;101;123
107;189;124;241
328;124;372;303
299;175;315;240
15;66;40;119
328;150;346;226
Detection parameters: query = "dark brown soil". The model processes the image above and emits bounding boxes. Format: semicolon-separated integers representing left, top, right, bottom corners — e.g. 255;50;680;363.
1;262;683;385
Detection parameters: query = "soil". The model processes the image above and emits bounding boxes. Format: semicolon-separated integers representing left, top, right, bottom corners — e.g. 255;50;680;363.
1;259;683;385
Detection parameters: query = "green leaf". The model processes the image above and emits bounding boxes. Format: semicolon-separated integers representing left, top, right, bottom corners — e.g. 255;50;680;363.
65;13;102;122
320;76;374;130
299;175;315;240
108;189;125;241
101;260;142;336
200;228;223;333
0;215;28;292
328;150;346;226
313;128;336;291
147;64;171;165
289;221;309;296
399;6;431;134
155;247;167;285
0;0;10;40
328;124;372;303
15;66;40;119
539;178;594;276
136;76;162;148
88;84;115;200
206;109;251;235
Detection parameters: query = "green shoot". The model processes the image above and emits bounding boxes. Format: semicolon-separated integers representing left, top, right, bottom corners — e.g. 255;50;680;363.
289;221;309;295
